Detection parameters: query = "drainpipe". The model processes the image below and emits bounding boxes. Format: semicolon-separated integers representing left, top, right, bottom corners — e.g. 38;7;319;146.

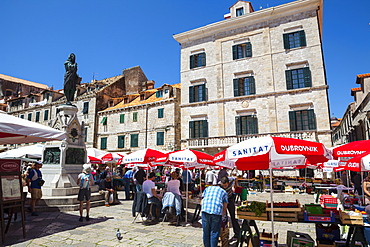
145;105;148;148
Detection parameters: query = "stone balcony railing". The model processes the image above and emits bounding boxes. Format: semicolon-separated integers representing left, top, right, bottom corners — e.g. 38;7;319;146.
183;131;318;149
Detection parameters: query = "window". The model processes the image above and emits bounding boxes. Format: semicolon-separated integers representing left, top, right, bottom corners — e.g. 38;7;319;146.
157;132;164;145
130;134;139;147
232;42;252;60
289;109;316;131
283;30;306;49
233;76;256;96
190;52;206;69
20;115;24;119
101;117;107;126
158;108;164;118
118;135;125;148
35;112;40;122
83;102;89;114
44;110;49;121
156;90;163;98
189;120;208;138
27;113;32;121
120;114;125;124
236;7;244;16
133;112;138;122
101;137;107;150
235;115;258;135
189;84;206;103
285;67;312;90
30;97;35;103
5;90;12;97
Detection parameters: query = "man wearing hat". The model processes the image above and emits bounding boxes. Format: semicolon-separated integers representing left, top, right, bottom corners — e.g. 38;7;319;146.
77;164;94;222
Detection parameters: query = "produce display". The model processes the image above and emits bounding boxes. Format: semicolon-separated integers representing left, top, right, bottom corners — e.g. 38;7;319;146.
267;201;299;208
237;201;266;216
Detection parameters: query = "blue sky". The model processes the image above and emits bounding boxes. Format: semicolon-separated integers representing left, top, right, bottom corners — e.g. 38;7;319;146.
1;0;369;118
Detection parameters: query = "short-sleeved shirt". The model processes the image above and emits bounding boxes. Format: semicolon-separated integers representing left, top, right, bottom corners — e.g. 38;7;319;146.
167;179;181;195
142;179;155;198
27;169;42;189
123;170;134;179
78;173;93;189
201;185;228;215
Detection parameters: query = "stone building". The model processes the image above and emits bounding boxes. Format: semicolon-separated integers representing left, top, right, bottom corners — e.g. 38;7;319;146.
96;83;181;153
173;0;332;154
3;66;154;149
332;73;370;145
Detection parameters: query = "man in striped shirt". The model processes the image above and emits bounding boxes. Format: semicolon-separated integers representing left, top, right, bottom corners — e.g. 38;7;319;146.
201;183;228;247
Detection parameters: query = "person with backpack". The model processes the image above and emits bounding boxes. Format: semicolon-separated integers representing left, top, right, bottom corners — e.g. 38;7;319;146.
77;164;94;222
26;162;44;216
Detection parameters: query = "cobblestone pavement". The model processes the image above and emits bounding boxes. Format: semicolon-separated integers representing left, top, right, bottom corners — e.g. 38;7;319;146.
3;191;317;247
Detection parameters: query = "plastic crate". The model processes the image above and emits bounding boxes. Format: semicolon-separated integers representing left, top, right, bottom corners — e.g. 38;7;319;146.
305;204;323;214
320;196;338;209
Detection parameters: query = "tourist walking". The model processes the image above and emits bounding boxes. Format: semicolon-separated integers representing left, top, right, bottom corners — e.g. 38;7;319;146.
26;162;44;216
77;164;94;222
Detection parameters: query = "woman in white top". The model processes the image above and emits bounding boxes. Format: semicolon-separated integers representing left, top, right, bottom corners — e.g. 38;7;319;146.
167;172;181;195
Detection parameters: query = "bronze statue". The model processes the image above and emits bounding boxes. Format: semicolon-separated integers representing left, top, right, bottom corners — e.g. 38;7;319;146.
63;53;80;104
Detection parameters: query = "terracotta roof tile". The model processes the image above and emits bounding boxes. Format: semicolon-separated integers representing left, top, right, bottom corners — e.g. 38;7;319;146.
0;74;49;89
357;73;370;78
351;87;361;92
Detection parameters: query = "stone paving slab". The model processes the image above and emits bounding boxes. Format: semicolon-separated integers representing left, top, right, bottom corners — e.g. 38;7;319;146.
2;191;318;246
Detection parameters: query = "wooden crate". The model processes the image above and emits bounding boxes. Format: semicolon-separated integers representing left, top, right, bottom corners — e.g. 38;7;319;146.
266;200;302;222
339;210;363;225
237;211;268;221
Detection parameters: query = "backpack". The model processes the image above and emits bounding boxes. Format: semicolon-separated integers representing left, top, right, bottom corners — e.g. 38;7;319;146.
80;173;91;189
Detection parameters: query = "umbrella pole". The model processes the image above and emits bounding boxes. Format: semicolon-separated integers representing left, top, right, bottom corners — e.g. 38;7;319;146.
186;173;188;223
362;172;365;205
269;166;275;247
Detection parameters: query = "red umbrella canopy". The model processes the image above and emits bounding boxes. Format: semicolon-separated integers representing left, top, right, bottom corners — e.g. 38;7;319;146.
87;156;103;164
123;148;165;164
332;140;370;160
225;136;331;170
338;151;370;172
100;152;125;161
156;149;214;168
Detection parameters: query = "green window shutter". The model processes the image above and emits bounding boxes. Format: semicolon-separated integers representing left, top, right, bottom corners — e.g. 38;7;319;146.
28;113;32;121
201;84;206;101
303;67;312;87
20;115;24;119
307;109;316;130
156;91;159;97
133;112;138;122
233;79;240;97
83;102;89;114
84;128;87;142
130;134;138;147
289;111;297;131
118;135;125;148
189;121;195;138
283;33;289;49
190;55;194;69
285;70;293;90
101;137;107;150
251;116;258;134
120;114;125;123
35;112;40;122
156;132;164;145
299;30;306;47
201;52;206;67
101;117;107;125
232;45;238;60
245;42;252;57
158;108;164;118
235;116;241;135
202;120;208;138
249;76;256;94
44;110;49;121
189;86;194;103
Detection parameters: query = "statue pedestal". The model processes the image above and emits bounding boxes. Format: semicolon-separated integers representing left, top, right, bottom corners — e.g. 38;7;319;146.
41;104;93;197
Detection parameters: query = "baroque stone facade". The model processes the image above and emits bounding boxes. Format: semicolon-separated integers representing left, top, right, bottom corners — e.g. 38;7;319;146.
173;0;332;154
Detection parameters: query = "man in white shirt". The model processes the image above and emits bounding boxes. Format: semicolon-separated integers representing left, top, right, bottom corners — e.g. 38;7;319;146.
205;168;215;185
142;172;162;220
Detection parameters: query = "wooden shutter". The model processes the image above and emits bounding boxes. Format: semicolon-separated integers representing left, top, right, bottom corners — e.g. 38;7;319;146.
101;137;107;149
157;132;164;145
189;121;195;138
201;52;206;67
118;136;125;148
289;111;297;131
233;79;239;97
285;70;293;90
83;102;89;114
248;116;258;134
303;67;312;87
201;84;206;101
307;109;316;130
235;116;241;135
190;55;194;69
248;76;256;94
189;86;194;103
202;120;208;138
245;42;252;57
232;45;238;60
299;30;306;47
283;33;290;49
120;114;125;123
44;110;49;121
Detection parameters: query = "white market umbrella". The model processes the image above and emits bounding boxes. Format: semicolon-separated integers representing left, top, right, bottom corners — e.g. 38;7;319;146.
0;144;44;159
0;112;67;144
